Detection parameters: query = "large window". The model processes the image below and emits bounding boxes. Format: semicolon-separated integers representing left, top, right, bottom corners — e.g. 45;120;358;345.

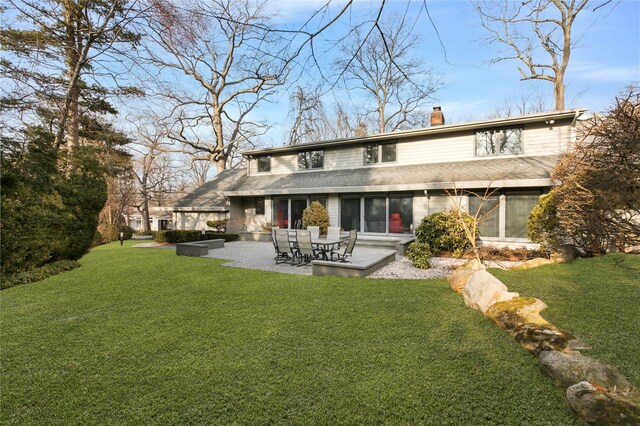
364;142;396;164
468;195;500;238
340;198;361;231
389;196;413;234
274;199;288;228
475;128;523;156
291;199;307;229
505;192;540;238
257;155;271;172
254;197;265;215
364;197;386;233
341;194;413;234
271;196;328;229
298;150;324;170
309;196;327;209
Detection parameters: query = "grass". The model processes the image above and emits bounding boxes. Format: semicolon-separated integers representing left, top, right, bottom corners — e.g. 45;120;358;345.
492;253;640;387
1;241;578;425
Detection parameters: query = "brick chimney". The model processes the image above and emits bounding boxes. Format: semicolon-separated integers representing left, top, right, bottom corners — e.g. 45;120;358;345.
430;106;445;126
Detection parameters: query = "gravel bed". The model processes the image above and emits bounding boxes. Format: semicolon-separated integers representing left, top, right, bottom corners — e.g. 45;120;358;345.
368;256;523;280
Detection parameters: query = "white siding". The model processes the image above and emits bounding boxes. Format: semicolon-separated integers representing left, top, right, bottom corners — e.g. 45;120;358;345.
427;194;465;215
251;118;572;175
413;192;429;230
177;212;227;230
242;197;270;232
327;194;340;227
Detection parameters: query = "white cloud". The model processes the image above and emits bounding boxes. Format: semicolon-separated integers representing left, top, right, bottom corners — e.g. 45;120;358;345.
571;63;640;82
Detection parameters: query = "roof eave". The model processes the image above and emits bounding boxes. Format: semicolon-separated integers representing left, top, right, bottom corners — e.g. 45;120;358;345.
220;178;553;196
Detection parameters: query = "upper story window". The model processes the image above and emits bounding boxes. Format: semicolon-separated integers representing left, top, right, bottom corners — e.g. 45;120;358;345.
298;150;323;170
475;128;523;156
257;155;271;172
364;142;396;165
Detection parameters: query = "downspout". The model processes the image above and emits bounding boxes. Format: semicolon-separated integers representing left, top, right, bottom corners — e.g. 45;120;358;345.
568;110;581;150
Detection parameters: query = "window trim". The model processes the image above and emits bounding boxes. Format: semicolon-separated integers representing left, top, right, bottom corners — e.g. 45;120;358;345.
254;197;265;215
256;155;271;173
474;127;523;157
363;142;397;165
339;193;413;235
297;149;324;170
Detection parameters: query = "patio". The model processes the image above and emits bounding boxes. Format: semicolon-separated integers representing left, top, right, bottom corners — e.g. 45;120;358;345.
202;241;397;277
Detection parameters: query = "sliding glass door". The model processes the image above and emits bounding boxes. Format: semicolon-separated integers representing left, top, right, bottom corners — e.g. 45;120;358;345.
340;197;361;231
364;197;386;233
291;198;307;229
340;194;413;234
274;199;289;229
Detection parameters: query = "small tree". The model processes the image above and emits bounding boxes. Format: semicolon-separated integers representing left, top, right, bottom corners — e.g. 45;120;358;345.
302;202;330;235
528;190;566;250
414;211;474;257
550;87;640;255
447;184;501;262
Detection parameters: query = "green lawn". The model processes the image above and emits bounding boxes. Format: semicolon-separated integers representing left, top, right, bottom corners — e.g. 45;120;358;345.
1;242;578;425
492;253;640;386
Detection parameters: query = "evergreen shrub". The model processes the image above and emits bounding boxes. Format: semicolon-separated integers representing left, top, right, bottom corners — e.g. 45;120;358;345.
302;202;330;234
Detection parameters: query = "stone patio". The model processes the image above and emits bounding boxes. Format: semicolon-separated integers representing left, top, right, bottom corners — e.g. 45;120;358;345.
202;241;397;276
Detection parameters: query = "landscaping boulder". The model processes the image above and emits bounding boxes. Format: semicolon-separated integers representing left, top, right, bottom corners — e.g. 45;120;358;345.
462;270;519;313
459;258;486;271
539;351;633;392
486;296;548;328
448;259;487;293
486;297;579;354
510;257;553;270
566;381;640;426
448;268;473;293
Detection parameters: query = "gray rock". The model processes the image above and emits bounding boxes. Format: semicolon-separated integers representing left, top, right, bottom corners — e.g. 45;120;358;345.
539;350;633;391
567;381;640;426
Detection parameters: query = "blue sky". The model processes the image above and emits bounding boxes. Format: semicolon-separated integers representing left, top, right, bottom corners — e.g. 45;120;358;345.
256;0;640;146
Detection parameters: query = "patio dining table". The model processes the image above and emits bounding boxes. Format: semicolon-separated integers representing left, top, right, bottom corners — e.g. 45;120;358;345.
310;237;342;260
286;232;342;261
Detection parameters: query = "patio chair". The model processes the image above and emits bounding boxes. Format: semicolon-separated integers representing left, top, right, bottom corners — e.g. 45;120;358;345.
271;227;281;257
307;226;320;240
275;229;294;264
331;230;357;263
294;229;320;266
327;226;341;241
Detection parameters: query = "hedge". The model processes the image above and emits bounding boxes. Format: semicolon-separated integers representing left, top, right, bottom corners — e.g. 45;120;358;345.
1;260;80;290
154;230;239;244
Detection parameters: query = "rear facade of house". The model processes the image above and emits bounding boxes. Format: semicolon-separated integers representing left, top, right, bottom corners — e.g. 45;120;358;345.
173;108;586;246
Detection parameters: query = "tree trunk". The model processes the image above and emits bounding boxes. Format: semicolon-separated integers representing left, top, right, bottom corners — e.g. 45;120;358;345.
141;195;151;232
212;107;227;173
554;75;565;111
66;84;80;147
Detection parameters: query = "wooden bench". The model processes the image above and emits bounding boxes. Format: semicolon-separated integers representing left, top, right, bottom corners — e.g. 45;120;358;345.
176;239;225;257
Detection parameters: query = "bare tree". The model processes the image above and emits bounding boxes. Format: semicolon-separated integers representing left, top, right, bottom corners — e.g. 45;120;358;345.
128;118;177;232
335;15;441;133
550;86;640;255
142;0;288;173
474;0;607;111
486;87;549;119
287;86;328;145
447;183;500;263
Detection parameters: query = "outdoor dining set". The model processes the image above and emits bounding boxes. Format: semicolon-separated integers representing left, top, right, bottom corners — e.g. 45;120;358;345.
272;226;358;266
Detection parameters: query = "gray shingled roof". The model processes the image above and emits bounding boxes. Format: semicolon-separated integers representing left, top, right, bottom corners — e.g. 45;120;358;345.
175;155;559;209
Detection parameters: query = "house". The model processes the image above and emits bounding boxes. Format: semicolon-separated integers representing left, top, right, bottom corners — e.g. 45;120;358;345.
127;206;174;232
173;107;587;246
